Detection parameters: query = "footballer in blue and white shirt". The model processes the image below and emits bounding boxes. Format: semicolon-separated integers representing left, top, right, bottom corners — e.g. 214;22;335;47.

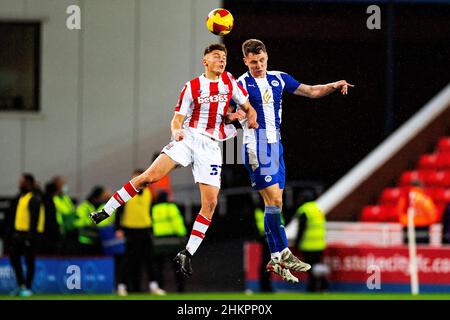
237;70;300;190
236;40;353;191
232;39;353;283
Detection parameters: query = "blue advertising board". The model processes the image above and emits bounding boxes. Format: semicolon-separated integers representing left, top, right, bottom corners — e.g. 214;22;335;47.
0;257;114;294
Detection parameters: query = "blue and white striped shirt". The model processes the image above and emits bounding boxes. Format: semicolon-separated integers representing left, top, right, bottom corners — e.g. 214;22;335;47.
236;71;301;144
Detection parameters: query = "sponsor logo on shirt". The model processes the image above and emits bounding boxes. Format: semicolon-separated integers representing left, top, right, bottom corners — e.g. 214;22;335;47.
198;94;228;104
263;89;272;104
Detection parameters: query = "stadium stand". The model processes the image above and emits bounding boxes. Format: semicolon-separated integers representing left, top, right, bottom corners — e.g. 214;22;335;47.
360;136;450;223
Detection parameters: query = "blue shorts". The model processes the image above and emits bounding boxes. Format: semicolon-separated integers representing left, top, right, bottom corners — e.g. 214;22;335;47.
243;140;286;191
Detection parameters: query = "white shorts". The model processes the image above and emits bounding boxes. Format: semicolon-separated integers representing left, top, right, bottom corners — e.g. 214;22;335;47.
162;128;222;188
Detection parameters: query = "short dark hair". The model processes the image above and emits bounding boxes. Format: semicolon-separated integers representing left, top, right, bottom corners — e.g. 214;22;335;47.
242;39;266;56
23;173;35;186
204;43;227;56
89;185;104;200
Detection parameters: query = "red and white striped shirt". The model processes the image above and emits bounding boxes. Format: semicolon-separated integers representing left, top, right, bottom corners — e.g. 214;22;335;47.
174;72;248;141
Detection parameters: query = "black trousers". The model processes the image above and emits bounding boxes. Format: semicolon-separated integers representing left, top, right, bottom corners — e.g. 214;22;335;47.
122;228;155;292
302;250;328;292
8;232;38;289
259;238;273;292
153;239;186;293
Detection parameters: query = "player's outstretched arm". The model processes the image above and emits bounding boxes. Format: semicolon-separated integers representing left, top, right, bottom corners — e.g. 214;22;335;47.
171;112;186;141
238;101;259;129
294;80;354;99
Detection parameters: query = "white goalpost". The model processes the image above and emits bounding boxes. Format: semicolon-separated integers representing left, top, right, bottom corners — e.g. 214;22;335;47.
407;196;420;295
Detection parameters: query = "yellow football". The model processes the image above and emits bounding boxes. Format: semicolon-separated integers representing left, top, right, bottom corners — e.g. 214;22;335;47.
205;8;234;36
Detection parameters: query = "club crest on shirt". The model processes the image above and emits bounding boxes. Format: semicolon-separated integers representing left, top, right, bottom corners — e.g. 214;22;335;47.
271;80;280;87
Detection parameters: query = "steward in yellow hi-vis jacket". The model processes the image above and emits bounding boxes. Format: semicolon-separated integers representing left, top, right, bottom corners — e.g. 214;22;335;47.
51;175;78;254
75;186;112;255
6;174;44;297
296;201;329;292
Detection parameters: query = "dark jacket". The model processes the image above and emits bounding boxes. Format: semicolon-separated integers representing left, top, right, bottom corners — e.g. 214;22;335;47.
5;192;42;237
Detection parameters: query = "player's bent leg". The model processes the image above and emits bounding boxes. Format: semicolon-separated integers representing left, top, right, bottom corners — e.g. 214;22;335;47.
197;183;219;219
259;184;288;256
259;184;311;272
132;153;177;188
258;184;283;209
174;183;219;277
90;153;177;225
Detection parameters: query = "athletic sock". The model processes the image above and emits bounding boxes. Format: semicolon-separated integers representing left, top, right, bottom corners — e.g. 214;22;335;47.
264;205;288;252
271;252;281;262
264;212;280;260
103;181;138;215
186;213;211;255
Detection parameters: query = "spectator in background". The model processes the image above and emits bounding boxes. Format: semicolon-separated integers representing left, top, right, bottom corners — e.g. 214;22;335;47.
39;181;60;254
115;169;165;296
295;200;329;292
398;180;438;244
151;191;187;293
5;173;45;297
75;186;110;255
148;152;173;201
52;175;78;254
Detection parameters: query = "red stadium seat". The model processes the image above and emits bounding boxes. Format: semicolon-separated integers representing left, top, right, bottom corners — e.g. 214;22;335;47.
437;137;450;153
420;171;450;188
360;205;386;222
437;153;450;170
417;171;435;187
417;154;439;170
423;187;441;201
398;170;423;186
434;202;447;223
384;205;400;222
436;171;450;188
379;187;403;206
432;188;450;203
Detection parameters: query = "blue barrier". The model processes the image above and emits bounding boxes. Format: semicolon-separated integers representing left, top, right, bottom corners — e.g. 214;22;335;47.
0;257;114;294
99;226;125;255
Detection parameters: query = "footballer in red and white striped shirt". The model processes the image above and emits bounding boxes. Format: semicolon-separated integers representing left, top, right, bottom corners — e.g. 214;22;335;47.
90;43;258;278
175;70;249;141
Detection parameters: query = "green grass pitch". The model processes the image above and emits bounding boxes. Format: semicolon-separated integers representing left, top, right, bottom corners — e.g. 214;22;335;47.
1;292;450;300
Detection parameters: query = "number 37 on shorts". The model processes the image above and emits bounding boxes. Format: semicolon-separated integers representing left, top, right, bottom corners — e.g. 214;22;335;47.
210;164;222;176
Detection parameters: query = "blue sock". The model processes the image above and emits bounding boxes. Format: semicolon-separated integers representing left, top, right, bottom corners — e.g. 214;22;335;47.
264;206;288;252
264;219;277;253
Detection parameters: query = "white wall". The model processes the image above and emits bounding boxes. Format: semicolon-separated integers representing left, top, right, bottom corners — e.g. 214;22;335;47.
0;0;221;201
